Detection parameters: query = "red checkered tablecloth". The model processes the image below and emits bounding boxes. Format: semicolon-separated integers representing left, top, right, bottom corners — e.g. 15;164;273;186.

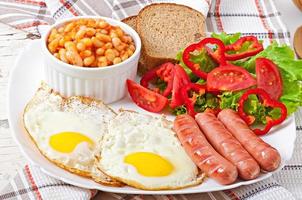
0;0;300;199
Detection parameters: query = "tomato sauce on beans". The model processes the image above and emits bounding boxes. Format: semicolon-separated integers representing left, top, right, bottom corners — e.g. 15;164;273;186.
47;18;136;67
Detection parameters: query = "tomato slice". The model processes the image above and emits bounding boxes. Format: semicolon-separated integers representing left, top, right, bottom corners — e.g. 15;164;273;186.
207;64;256;92
140;62;174;97
256;58;282;100
127;79;168;113
170;65;191;108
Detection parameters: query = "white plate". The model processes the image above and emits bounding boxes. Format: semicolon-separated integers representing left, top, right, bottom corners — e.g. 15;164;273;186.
7;40;297;194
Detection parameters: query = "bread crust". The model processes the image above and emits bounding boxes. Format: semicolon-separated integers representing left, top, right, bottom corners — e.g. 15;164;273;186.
137;3;206;23
121;15;138;26
122;15;147;75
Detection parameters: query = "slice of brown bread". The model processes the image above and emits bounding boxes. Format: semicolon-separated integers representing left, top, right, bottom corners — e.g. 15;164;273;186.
137;3;205;72
122;16;147;74
122;15;137;29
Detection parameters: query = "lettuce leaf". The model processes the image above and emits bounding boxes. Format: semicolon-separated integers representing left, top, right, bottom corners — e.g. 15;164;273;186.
235;42;302;114
171;93;219;116
219;91;243;110
195;93;219;112
243;94;267;124
211;32;241;45
279;77;302;114
172;105;187;116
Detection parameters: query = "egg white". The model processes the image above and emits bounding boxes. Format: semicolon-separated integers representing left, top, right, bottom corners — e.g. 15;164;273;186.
25;111;100;171
23;83;116;178
97;111;204;190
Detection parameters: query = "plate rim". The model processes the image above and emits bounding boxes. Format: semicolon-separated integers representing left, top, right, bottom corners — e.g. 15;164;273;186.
7;39;297;195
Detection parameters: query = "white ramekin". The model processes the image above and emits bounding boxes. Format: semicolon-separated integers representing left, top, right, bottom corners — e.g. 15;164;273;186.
42;16;141;104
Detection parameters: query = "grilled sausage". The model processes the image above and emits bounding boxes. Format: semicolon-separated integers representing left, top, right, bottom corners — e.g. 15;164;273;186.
174;114;238;185
218;109;281;171
195;112;260;180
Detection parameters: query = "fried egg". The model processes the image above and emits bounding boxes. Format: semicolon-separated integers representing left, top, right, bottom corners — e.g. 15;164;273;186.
96;111;204;190
25;111;99;169
23;82;120;186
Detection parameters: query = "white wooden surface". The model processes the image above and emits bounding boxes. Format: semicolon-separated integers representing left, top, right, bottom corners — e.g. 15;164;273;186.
0;22;38;190
0;0;301;194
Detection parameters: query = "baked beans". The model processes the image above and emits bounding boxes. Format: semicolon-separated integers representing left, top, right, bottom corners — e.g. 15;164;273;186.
47;18;136;67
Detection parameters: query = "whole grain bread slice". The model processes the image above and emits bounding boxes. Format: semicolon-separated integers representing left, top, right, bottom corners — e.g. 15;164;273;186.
122;16;147;74
122;16;137;29
137;3;206;72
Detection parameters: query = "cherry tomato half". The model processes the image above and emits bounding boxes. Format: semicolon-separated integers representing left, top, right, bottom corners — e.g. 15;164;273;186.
207;64;256;92
127;79;168;113
256;58;282;100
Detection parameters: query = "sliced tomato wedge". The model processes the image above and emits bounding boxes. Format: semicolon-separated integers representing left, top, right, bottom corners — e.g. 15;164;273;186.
170;65;191;108
256;58;282;100
140;62;174;97
207;64;256;92
127;79;168;113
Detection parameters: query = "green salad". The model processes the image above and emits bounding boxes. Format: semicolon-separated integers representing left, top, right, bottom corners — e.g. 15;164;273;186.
174;32;302;117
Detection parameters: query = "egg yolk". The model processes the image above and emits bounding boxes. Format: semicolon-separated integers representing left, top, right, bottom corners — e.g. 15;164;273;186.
124;152;174;177
49;132;94;153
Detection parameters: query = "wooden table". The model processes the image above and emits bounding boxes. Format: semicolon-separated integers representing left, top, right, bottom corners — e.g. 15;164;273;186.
0;0;301;193
0;23;37;190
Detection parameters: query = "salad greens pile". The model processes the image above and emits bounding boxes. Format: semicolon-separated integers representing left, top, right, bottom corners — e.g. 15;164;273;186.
174;32;302;118
236;42;302;115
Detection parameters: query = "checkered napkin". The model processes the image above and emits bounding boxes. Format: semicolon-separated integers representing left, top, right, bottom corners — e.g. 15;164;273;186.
0;165;97;200
0;0;300;199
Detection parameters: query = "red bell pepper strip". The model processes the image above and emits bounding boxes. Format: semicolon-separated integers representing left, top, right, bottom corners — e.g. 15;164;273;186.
140;62;174;97
181;83;206;117
225;36;264;61
238;88;287;135
182;38;226;80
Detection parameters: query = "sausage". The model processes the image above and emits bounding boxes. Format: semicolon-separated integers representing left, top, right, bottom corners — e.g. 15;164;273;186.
195;112;260;180
218;109;281;172
173;114;238;185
